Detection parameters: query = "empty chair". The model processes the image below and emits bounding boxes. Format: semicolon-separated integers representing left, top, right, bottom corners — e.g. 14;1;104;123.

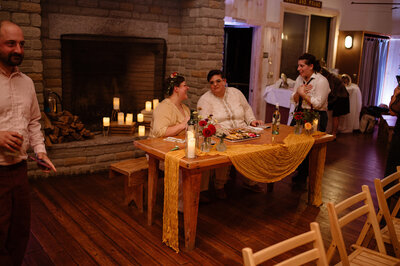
327;185;400;265
242;222;328;266
374;166;400;257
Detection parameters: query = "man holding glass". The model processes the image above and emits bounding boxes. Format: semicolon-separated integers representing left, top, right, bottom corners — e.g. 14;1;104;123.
0;20;56;265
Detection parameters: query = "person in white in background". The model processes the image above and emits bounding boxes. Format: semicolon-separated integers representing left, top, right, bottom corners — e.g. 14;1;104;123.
0;20;56;266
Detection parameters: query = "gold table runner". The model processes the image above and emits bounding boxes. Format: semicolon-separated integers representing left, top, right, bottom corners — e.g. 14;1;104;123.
163;133;315;252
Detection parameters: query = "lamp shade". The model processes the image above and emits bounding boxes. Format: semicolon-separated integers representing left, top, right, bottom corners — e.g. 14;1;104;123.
344;35;353;49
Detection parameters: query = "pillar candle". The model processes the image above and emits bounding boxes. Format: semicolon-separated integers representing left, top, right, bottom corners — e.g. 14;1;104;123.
138;125;145;136
153;99;159;110
103;117;110;127
313;119;318;132
113;97;120;110
118;112;124;125
126;113;133;125
137;113;144;123
145;101;152;112
187;138;196;158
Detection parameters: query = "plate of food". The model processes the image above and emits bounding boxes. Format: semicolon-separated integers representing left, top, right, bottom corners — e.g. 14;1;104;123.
225;128;261;142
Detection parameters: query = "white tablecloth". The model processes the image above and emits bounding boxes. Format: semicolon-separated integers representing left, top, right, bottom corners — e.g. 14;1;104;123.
327;84;362;133
263;83;295;125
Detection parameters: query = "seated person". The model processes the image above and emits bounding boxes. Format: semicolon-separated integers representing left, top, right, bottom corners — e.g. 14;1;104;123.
150;72;209;206
197;70;264;197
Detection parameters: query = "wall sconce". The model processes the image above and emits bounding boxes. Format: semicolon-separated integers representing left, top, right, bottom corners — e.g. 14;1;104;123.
344;35;353;49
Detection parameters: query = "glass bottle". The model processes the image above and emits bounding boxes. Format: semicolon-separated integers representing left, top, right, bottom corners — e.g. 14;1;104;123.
185;111;196;158
272;103;281;135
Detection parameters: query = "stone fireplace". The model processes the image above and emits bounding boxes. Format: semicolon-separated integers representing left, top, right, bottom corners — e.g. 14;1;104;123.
1;0;225;177
61;34;166;131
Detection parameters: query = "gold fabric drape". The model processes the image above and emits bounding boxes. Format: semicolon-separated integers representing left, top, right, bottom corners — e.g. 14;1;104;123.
163;133;315;252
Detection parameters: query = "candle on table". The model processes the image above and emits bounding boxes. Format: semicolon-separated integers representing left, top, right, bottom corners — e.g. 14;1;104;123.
313;119;318;132
145;101;152;112
118;112;124;125
138;125;145;136
137;113;144;123
103;117;110;127
187;138;196;158
113;97;120;110
126;113;133;125
153;99;159;110
187;130;194;139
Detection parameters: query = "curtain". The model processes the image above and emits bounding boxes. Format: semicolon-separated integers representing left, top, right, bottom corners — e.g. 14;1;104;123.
359;37;389;107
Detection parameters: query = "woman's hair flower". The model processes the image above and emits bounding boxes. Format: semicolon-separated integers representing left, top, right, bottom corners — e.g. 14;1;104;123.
170;72;178;78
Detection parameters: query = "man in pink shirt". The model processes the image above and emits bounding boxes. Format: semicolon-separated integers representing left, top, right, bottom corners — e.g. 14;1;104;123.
0;20;56;265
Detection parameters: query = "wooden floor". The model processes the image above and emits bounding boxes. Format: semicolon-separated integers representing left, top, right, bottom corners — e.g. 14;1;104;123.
24;129;390;265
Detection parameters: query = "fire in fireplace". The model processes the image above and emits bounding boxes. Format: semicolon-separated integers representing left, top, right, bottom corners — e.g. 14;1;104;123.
61;34;166;131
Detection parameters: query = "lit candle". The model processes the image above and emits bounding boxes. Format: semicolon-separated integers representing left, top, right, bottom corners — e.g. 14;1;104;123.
187;138;196;158
118;112;124;125
103;117;110;127
138;125;145;136
126;113;133;125
113;97;120;110
153;99;159;110
137;113;144;123
313;119;318;132
145;101;152;112
187;130;194;139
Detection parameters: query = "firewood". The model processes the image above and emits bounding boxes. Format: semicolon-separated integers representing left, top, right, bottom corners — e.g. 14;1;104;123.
57;136;64;143
42;112;54;130
49;134;58;143
45;136;53;147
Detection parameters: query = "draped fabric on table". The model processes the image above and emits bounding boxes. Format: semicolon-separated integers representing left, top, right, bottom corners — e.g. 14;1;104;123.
359;36;389;106
162;134;315;252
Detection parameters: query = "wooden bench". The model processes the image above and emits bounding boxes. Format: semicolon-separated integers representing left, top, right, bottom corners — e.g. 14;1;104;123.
109;157;148;213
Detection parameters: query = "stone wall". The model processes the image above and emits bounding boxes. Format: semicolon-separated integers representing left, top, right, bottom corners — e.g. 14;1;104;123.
0;0;44;106
40;0;225;110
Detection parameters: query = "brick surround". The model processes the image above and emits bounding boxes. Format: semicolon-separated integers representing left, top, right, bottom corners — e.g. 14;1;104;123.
1;0;225;177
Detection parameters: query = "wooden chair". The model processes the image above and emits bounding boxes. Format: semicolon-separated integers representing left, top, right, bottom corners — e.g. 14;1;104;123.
109;157;148;213
242;222;329;266
374;166;400;258
326;185;400;266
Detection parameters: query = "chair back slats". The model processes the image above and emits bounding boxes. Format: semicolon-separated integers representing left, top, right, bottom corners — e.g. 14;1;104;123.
327;185;391;265
242;222;328;266
374;167;400;258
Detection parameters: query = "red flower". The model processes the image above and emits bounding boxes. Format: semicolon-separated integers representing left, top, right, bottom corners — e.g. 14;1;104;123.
199;120;207;127
203;127;213;137
170;72;178;78
207;124;216;135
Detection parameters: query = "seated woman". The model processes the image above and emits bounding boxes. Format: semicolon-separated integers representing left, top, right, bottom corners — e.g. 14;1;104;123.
150;73;209;206
150;72;190;138
197;70;264;197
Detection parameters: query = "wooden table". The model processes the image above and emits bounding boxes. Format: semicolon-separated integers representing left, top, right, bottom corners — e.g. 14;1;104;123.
134;125;334;250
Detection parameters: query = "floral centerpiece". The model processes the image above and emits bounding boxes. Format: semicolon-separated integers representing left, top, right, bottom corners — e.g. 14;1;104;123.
198;114;217;152
292;110;320;134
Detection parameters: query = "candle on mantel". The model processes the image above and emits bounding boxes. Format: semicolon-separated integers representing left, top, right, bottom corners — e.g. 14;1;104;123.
187;137;196;158
138;125;145;136
145;101;152;112
126;113;133;125
153;99;159;110
118;112;124;125
137;113;144;123
113;97;120;110
103;117;110;127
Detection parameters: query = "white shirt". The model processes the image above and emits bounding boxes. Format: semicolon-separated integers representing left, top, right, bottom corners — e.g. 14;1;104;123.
197;87;257;129
0;67;46;165
291;72;331;111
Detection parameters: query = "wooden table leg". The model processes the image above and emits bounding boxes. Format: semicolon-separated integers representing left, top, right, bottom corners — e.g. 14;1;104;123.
308;143;327;207
147;156;159;226
182;169;202;250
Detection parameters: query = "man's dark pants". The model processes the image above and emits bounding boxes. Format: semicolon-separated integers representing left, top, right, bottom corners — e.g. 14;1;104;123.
0;161;30;266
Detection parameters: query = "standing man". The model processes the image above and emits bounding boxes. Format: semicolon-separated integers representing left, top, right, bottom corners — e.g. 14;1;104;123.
0;20;56;265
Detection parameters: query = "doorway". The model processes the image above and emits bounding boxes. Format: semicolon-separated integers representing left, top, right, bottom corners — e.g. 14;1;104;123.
223;26;253;100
